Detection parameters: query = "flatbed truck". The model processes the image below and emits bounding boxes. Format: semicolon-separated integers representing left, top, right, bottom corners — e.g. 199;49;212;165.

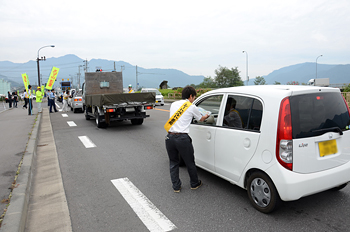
82;71;155;128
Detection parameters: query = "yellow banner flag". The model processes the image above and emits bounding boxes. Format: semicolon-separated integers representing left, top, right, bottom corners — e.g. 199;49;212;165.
41;85;45;95
45;67;60;90
22;73;29;92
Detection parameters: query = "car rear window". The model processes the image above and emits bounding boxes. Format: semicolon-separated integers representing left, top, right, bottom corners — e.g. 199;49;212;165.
290;92;350;139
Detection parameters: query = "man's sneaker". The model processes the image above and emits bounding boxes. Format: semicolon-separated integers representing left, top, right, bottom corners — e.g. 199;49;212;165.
191;180;203;190
174;187;181;193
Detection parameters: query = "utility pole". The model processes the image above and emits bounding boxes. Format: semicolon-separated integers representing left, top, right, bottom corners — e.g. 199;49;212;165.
135;65;164;90
78;65;82;89
83;59;89;73
136;65;138;90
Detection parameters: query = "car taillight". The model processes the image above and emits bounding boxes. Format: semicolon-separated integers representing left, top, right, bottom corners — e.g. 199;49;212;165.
144;105;153;110
341;94;350;117
74;99;82;102
276;97;293;171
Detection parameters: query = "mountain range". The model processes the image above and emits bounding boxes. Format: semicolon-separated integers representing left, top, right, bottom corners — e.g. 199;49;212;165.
0;54;349;90
261;62;350;85
0;54;205;89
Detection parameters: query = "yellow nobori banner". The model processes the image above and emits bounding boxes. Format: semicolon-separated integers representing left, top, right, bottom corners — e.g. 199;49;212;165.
22;73;29;92
45;67;60;90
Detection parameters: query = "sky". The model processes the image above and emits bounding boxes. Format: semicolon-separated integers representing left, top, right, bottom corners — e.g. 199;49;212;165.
1;0;350;81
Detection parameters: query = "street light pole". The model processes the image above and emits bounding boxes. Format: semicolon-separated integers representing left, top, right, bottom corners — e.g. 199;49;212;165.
316;55;323;80
242;51;248;85
37;45;55;87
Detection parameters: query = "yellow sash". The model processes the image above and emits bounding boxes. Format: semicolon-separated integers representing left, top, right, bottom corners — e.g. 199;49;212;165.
164;101;192;132
128;89;133;93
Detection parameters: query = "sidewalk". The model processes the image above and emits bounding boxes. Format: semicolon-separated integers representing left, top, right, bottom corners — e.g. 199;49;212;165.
0;101;72;232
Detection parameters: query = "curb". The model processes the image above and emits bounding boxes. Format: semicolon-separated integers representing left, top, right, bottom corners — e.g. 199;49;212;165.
0;112;42;232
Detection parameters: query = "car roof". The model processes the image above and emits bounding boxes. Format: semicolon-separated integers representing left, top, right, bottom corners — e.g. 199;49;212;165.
207;85;340;97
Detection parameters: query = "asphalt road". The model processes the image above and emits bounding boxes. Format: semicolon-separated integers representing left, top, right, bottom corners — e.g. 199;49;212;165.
49;103;350;232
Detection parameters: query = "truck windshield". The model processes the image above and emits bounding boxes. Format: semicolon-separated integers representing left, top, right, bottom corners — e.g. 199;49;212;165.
290;92;350;138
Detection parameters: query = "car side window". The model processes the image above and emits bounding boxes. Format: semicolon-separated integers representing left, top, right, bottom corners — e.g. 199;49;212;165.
192;95;223;126
247;99;263;131
222;95;262;131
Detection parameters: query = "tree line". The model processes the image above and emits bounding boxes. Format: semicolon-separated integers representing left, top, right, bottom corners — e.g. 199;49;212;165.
191;65;267;88
188;65;350;91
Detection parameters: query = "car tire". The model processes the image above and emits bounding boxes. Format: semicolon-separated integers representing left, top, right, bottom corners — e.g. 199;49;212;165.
247;171;280;214
73;108;77;113
331;183;348;191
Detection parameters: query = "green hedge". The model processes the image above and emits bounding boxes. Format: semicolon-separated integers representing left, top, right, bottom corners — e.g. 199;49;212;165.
159;88;213;99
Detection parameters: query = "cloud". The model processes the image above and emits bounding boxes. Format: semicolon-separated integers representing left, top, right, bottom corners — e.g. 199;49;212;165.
1;0;350;80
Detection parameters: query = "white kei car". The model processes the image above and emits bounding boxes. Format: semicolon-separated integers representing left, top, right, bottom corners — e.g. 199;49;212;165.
189;85;350;213
141;88;164;106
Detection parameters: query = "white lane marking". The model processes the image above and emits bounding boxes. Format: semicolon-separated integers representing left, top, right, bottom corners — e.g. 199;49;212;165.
111;178;176;232
62;114;68;117
67;121;77;127
78;136;96;148
55;102;60;108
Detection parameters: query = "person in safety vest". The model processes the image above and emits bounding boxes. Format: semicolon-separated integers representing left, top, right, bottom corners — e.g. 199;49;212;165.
128;84;134;93
164;86;209;193
36;86;43;113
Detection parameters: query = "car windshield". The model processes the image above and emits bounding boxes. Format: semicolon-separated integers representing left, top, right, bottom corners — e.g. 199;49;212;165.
290;92;350;138
144;89;161;95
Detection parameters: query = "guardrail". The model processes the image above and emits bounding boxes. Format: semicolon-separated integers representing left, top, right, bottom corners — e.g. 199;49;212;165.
330;83;350;89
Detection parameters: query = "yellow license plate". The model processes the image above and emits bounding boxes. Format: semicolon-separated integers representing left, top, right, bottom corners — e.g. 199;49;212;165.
319;139;338;157
156;100;158;103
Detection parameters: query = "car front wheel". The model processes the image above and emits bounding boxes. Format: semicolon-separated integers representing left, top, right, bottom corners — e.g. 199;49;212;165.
247;171;280;214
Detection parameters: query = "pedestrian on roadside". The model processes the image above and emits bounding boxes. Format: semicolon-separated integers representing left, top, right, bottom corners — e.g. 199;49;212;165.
62;90;69;112
28;85;33;115
49;89;58;113
12;91;18;108
23;90;28;109
7;91;12;108
164;86;209;193
36;86;43;113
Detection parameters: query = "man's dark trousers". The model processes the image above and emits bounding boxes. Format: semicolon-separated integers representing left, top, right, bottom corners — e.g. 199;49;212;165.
49;98;57;112
165;133;200;190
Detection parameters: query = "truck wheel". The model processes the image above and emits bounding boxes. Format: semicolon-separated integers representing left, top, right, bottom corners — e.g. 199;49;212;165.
131;119;144;125
85;107;91;120
95;111;106;128
247;171;280;214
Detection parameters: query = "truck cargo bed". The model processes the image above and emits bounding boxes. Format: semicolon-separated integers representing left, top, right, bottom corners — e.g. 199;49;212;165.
85;92;155;107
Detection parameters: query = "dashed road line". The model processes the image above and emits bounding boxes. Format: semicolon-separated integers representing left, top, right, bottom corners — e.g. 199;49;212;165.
62;113;68;117
111;177;176;232
78;136;96;148
67;121;77;127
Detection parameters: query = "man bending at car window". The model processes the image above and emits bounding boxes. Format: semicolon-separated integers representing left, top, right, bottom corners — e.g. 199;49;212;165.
224;98;243;128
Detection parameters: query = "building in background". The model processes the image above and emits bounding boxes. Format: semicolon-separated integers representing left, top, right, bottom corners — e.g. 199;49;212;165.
0;79;11;95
